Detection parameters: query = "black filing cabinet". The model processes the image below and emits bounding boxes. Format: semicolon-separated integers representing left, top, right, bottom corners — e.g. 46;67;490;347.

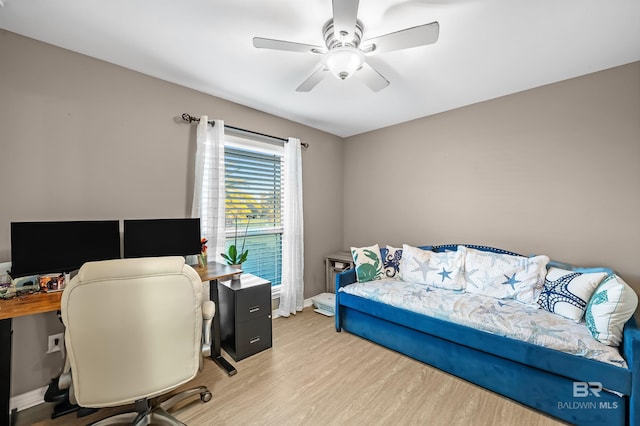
218;273;272;361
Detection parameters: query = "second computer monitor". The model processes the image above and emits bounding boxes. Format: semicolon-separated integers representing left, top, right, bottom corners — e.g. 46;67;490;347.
123;218;201;259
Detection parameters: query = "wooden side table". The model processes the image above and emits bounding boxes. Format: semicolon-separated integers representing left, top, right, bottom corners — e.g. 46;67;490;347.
325;252;354;293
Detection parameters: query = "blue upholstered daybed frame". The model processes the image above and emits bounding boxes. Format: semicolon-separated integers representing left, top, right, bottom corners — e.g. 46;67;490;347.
334;244;640;426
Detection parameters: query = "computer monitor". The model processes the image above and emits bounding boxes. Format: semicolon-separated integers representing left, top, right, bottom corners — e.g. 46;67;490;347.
123;218;201;259
10;220;121;277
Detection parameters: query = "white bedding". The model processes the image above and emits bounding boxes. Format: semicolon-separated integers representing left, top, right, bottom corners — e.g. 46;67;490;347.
340;278;627;368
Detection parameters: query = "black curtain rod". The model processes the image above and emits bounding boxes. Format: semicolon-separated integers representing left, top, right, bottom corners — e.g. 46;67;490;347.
181;113;309;149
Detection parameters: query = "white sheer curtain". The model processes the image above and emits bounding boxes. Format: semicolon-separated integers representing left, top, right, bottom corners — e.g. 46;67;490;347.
191;116;226;264
277;137;305;317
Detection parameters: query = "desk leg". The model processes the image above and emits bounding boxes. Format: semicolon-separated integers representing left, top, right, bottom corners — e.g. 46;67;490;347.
208;279;237;376
1;318;16;426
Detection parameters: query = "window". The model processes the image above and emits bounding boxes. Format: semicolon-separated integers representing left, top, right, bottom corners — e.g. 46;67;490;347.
224;134;284;287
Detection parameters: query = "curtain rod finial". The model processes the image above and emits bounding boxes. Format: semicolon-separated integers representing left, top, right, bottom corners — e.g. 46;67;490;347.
182;113;215;127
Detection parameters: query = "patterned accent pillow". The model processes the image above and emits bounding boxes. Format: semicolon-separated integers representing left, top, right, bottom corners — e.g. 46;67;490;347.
350;244;385;283
464;248;549;304
537;267;607;321
380;245;402;279
399;244;466;291
585;275;638;346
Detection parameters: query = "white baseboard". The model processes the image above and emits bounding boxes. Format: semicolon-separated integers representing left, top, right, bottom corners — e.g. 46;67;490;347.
10;385;47;412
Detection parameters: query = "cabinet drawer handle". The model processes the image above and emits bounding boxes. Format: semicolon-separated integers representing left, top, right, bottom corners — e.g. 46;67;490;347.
249;306;260;313
249;337;261;344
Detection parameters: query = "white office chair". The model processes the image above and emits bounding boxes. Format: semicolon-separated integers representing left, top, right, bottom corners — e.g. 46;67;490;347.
60;256;215;425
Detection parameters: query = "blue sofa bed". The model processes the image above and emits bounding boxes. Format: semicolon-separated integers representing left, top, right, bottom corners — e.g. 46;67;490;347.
335;244;640;426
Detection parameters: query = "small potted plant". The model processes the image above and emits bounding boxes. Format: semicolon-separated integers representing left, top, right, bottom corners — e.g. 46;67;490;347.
221;215;255;272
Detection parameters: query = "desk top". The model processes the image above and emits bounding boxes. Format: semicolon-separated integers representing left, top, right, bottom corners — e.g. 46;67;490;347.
192;261;241;283
0;261;240;321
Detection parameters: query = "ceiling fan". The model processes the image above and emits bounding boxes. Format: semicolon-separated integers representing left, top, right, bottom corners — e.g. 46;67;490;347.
253;0;439;92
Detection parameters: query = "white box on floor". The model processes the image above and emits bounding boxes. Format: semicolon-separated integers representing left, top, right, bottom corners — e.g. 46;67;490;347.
312;292;335;316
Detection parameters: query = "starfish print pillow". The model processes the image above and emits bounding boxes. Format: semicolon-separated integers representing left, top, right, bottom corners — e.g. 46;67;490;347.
464;248;549;305
399;244;467;290
538;267;607;321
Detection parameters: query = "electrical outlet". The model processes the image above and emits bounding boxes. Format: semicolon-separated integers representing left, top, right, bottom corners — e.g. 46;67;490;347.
47;333;64;354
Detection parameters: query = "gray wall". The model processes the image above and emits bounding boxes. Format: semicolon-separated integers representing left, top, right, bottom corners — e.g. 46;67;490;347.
0;30;345;396
343;61;640;292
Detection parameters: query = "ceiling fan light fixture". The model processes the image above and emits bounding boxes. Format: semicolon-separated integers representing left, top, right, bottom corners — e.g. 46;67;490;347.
252;3;439;92
324;46;364;80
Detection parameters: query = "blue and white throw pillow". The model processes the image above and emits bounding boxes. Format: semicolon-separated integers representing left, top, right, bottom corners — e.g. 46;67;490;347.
537;267;607;321
380;245;402;279
464;248;549;305
399;244;466;291
585;274;638;346
350;244;385;283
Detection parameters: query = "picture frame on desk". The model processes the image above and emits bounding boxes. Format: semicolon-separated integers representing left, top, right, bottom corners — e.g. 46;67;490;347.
39;273;65;292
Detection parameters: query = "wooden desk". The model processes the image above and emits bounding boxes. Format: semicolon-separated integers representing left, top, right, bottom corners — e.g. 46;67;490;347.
1;292;62;426
0;291;62;320
191;261;241;376
0;261;239;425
0;261;238;321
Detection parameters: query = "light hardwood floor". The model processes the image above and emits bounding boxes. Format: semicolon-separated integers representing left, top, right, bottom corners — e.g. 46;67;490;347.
16;308;566;426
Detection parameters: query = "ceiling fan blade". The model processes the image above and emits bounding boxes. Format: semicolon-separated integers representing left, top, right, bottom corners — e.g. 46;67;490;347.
357;62;389;92
363;21;439;54
253;37;326;54
296;66;328;92
332;0;359;42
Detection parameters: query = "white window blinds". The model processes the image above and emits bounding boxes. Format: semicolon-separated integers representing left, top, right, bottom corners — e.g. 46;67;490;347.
224;145;283;286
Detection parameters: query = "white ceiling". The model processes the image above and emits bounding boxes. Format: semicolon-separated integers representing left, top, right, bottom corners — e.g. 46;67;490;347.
1;0;639;137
